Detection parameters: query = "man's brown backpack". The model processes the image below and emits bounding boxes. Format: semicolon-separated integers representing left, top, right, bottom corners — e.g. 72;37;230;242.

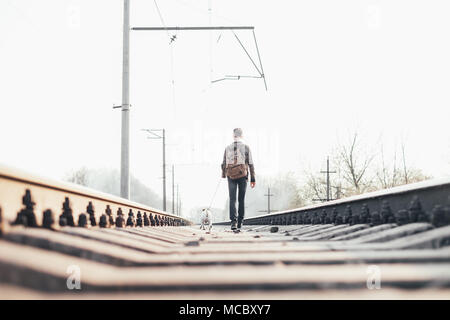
226;142;249;180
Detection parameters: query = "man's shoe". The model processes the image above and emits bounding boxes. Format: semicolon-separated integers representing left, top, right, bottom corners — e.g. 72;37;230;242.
237;220;242;229
231;221;237;230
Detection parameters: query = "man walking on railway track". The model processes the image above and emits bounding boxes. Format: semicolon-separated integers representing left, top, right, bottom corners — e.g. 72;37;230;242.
222;128;256;231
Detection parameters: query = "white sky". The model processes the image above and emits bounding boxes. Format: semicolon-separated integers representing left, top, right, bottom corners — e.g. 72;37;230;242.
1;0;450;216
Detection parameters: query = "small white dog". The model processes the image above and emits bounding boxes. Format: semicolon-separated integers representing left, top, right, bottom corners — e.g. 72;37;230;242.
200;208;212;231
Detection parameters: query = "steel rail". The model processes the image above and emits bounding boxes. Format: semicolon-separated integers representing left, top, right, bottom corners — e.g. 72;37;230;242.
216;177;450;226
0;164;192;233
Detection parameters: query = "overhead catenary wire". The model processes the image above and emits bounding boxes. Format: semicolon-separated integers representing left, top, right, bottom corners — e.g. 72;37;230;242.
153;0;177;117
173;0;241;26
169;1;266;90
211;75;262;84
232;30;262;76
209;30;267;89
252;29;268;90
140;2;268;94
153;0;170;39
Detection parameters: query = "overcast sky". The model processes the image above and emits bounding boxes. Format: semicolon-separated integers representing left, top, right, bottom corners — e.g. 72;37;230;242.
1;0;450;216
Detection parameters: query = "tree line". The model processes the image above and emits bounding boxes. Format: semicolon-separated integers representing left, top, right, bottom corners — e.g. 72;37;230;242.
241;131;431;219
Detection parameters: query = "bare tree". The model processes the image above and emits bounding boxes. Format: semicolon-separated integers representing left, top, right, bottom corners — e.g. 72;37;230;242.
303;171;327;201
401;139;409;184
65;166;89;186
299;132;431;204
376;143;400;189
64;167;163;209
337;132;375;194
399;139;430;184
300;158;344;204
374;138;429;190
242;172;305;217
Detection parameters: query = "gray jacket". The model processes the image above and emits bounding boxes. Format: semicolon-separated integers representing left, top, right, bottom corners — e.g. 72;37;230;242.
221;141;256;182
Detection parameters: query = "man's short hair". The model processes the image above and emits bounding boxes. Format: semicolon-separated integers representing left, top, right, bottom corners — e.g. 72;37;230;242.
233;128;243;138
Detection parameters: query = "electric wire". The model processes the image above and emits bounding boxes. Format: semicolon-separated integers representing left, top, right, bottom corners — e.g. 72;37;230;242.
153;0;177;117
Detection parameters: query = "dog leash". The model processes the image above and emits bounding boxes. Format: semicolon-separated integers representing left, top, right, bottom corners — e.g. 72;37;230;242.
207;178;222;210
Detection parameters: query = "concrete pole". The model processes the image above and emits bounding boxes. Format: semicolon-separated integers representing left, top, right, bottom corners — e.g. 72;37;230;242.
320;156;336;202
120;0;131;199
208;0;213;84
326;157;330;201
162;129;166;211
172;165;175;214
176;184;179;216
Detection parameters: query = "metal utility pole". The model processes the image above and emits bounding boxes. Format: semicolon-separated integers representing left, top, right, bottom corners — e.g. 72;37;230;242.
321;156;336;201
118;11;266;200
120;0;131;199
142;129;167;211
313;156;337;202
265;187;274;214
171;165;175;214
176;184;179;216
163;130;166;210
258;187;275;215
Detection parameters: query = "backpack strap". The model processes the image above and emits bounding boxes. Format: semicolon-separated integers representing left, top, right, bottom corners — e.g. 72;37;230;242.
245;145;249;164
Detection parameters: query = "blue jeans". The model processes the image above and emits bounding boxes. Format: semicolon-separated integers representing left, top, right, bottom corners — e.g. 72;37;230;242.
228;177;247;222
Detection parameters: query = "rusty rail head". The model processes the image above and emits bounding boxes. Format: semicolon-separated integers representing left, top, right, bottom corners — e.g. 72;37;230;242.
0;164;192;233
